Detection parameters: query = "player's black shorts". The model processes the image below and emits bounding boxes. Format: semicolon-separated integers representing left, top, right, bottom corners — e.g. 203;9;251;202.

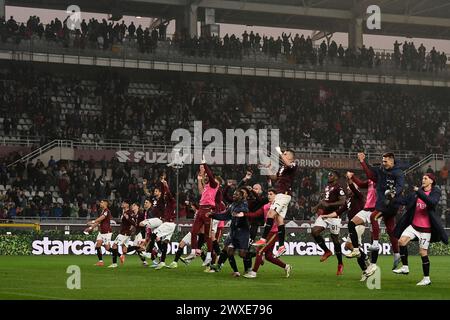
229;228;250;250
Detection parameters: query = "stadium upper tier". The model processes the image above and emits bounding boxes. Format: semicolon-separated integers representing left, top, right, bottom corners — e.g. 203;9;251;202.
0;16;448;81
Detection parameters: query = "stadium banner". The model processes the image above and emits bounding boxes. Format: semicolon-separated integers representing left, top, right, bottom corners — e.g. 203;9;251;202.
3;231;448;256
73;149;362;169
2;232;450;256
28;237;393;256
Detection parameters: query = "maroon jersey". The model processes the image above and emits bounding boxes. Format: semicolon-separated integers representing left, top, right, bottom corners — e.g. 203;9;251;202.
119;209;136;236
337;183;365;220
151;196;165;219
136;209;151;236
321;183;345;214
275;162;298;195
99;208;112;233
162;184;176;222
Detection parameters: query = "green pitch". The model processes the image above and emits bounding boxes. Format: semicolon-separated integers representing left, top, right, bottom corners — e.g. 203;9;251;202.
1;255;450;300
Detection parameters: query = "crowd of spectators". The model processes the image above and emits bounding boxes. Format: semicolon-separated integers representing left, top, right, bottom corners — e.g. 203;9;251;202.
0;151;448;226
0;15;448;74
0;150;321;221
1;64;449;155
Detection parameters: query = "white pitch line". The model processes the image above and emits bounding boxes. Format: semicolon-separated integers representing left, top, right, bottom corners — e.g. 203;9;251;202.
0;291;68;300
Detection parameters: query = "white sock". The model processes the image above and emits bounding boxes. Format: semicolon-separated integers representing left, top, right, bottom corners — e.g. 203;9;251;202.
206;252;212;260
372;240;379;247
423;276;430;281
191;249;196;255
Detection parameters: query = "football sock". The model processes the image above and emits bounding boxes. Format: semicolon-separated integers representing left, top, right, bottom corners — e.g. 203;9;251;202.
333;241;343;264
213;240;221;256
137;252;145;262
127;245;139;252
112;248;118;264
250;224;258;242
217;250;228;266
261;218;274;239
348;221;359;248
146;233;157;253
277;225;286;247
160;242;168;262
96;247;103;261
228;255;238;273
370;246;379;264
400;245;408;266
313;234;330;253
174;247;183;262
357;249;367;271
421;255;430;277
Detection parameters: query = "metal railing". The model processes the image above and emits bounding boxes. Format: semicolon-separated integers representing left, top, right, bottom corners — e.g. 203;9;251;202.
7;140;73;167
3;138;431;168
0;35;449;81
405;154;447;175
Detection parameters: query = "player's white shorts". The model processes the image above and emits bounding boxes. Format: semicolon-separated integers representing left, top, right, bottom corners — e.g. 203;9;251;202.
96;232;112;244
270;193;291;218
345;225;365;244
355;209;374;224
401;225;431;250
140;218;163;229
181;232;192;246
113;234;130;246
313;216;342;235
133;233;145;246
155;222;176;241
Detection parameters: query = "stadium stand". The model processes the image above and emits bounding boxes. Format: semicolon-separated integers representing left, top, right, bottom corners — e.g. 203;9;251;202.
1;15;448;75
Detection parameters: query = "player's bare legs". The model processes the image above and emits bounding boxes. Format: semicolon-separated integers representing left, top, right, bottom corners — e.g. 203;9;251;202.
120;244;127;264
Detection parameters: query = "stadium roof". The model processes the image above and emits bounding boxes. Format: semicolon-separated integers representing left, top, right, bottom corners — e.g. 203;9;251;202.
6;0;450;39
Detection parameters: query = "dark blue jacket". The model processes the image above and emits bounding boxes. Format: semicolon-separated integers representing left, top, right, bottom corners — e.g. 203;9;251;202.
365;162;405;212
212;200;249;232
394;186;448;244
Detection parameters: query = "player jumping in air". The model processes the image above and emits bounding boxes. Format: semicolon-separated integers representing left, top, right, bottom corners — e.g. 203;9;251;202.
243;188;292;278
253;148;298;258
311;171;346;275
340;172;370;280
126;201;149;266
347;152;404;271
344;162;379;277
152;179;177;270
185;159;223;267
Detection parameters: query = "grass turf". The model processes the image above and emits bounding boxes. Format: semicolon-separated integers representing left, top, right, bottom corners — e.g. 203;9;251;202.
0;255;449;300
